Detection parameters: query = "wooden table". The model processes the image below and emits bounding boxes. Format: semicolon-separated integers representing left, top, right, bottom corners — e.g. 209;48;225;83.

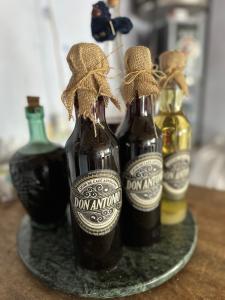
0;185;225;300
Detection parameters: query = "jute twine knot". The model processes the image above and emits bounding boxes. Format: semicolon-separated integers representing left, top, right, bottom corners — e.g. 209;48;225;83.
122;46;165;103
159;50;189;95
61;43;120;122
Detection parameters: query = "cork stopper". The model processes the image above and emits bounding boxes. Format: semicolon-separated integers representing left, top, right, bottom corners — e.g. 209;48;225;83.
159;50;189;95
27;96;40;108
107;0;120;7
61;43;120;122
25;96;43;118
122;46;162;103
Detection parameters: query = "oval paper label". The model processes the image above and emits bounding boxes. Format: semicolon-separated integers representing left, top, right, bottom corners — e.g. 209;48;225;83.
124;153;163;212
71;169;122;236
163;151;190;200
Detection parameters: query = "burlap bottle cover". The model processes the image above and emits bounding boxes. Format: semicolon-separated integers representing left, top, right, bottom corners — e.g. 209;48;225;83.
159;50;189;95
61;43;120;122
122;46;164;103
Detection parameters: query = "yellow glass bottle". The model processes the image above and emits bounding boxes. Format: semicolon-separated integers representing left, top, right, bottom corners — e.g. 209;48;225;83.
155;87;191;225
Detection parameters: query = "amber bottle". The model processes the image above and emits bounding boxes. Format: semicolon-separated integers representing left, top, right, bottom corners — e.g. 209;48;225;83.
117;95;162;246
66;97;122;270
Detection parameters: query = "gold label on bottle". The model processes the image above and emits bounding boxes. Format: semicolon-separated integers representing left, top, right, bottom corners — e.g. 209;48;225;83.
163;151;190;200
71;170;122;236
124;153;163;212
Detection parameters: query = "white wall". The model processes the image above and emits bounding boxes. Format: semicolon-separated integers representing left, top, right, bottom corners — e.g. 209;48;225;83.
202;0;225;143
1;0;225;150
0;0;138;150
0;0;49;144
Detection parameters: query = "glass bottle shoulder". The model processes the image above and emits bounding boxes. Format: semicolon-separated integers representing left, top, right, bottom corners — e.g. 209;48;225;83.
19;142;58;156
117;116;162;142
155;111;191;132
66;122;119;154
10;140;63;164
10;143;64;163
65;122;120;178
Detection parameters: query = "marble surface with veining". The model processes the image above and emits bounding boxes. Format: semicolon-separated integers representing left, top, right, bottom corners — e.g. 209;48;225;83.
17;212;197;298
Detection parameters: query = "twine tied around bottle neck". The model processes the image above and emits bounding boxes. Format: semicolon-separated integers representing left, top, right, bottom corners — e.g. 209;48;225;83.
159;50;189;96
122;46;165;103
61;43;120;122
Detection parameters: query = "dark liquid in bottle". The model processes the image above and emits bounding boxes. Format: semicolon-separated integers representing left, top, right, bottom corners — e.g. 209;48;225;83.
10;147;69;228
117;96;162;247
66;98;122;270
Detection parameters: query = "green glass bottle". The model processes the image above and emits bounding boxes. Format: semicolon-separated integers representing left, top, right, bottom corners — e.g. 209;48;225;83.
10;97;69;228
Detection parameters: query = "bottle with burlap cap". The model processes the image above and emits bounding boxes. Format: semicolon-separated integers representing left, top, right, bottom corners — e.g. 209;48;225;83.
63;43;122;271
61;42;120;123
117;46;163;247
159;50;189;95
155;50;192;225
122;45;161;103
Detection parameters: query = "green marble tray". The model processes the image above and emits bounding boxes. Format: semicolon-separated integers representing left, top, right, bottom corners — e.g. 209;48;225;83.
17;211;197;298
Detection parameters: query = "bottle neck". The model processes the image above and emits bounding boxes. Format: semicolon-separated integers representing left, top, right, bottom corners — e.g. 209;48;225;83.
75;97;106;126
159;88;183;113
126;95;155;120
26;106;49;144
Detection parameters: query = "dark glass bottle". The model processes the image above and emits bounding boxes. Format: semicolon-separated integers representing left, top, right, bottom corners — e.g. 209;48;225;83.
66;96;122;270
117;95;162;247
9;97;69;229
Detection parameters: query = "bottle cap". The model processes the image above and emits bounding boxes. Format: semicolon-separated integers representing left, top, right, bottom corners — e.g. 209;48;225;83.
159;50;189;95
122;46;162;103
27;96;40;107
61;43;120;122
25;96;43;119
